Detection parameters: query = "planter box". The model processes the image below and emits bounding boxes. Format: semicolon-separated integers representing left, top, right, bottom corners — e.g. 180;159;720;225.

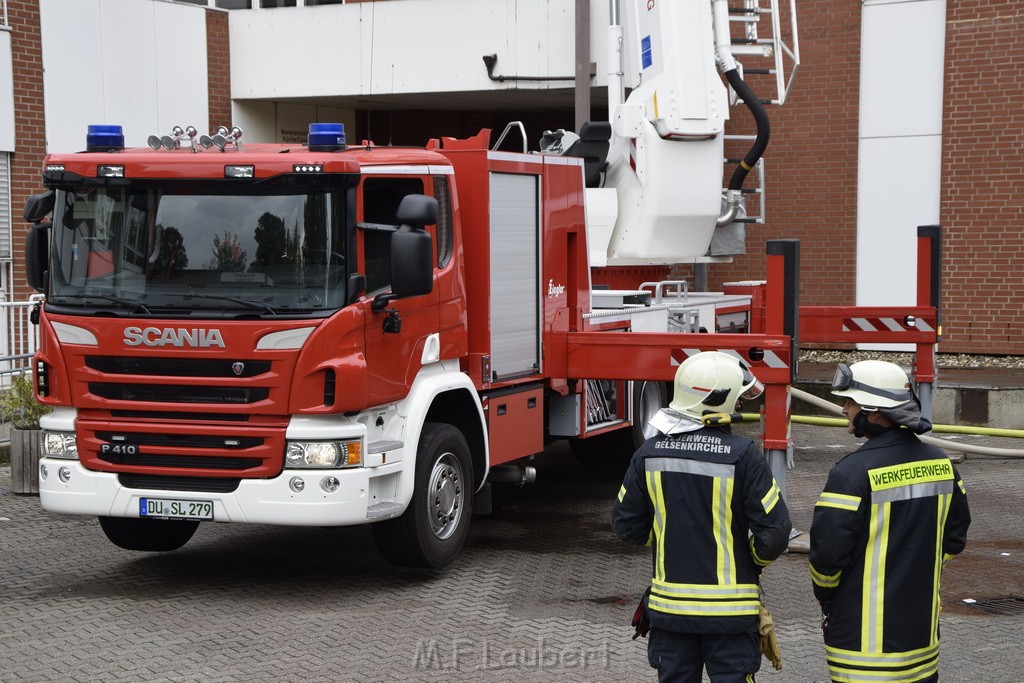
10;428;42;495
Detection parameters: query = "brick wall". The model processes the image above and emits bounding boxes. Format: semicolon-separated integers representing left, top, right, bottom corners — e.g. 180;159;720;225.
206;9;232;131
8;0;46;304
939;7;1024;354
698;1;1024;355
703;0;862;320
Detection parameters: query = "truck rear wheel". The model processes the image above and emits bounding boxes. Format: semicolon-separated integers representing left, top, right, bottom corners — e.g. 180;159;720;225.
98;516;199;552
372;423;474;568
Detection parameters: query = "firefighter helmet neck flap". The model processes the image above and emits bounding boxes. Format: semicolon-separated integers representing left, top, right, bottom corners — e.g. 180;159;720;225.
669;351;764;419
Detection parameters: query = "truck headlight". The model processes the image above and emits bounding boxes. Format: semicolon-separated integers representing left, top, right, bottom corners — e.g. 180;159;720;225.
285;441;362;468
42;432;78;460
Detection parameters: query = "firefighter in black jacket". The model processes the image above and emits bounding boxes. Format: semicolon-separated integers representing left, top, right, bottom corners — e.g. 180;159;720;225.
810;360;971;683
613;351;792;682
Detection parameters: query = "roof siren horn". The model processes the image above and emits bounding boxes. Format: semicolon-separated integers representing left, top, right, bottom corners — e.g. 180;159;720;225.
199;126;244;151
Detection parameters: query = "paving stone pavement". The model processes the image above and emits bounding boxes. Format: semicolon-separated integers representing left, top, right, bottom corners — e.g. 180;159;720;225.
0;422;1021;682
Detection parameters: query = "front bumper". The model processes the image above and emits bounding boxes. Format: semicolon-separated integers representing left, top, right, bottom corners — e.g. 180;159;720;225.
37;458;404;526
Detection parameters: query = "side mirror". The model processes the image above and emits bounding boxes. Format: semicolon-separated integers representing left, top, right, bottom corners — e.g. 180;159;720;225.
25;222;50;293
390;227;433;298
23;191;55;223
395;194;438;225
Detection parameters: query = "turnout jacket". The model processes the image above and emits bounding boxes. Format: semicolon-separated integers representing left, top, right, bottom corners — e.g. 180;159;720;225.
809;428;971;683
612;425;792;634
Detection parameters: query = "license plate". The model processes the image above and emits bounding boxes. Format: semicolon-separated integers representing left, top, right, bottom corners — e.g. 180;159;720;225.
139;498;214;521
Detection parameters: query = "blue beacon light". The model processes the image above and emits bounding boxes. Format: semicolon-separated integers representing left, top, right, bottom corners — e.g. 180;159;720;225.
86;125;125;152
307;123;346;152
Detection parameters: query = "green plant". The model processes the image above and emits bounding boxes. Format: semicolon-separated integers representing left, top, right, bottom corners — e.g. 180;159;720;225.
0;374;52;429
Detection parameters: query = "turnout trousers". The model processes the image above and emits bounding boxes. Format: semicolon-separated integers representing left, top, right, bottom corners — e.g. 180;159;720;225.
647;626;760;683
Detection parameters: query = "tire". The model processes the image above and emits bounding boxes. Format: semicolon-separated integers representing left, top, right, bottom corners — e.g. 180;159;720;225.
372;423;475;568
98;516;199;552
629;379;669;449
569;380;668;465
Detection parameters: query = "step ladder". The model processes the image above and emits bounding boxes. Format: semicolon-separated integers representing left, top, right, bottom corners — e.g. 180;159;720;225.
721;0;799;228
726;0;801;106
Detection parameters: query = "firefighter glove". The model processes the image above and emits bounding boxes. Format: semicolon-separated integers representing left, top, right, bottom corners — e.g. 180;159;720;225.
631;588;651;640
758;604;783;671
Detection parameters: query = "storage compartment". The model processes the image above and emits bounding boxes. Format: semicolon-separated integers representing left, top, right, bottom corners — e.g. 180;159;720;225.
485;384;544;465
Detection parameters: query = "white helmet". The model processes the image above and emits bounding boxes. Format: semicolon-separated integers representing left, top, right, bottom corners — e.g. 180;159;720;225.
831;360;914;409
669;351;764;419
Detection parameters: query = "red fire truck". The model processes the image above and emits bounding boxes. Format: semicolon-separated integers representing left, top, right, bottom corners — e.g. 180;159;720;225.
18;0;939;568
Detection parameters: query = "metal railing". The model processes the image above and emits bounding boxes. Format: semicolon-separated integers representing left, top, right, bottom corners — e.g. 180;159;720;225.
0;298;40;386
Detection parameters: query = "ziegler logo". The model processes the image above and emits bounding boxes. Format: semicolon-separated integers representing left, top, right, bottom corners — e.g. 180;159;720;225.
547;279;567;298
123;326;226;348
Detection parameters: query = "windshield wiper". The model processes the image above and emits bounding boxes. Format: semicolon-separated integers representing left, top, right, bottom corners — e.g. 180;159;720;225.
57;293;152;314
182;292;277;315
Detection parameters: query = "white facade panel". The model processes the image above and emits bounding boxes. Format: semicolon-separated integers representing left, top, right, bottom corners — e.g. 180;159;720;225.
856;135;941;306
229;0;612;102
857;0;945;350
860;0;946;138
0;31;14;152
40;0;209;152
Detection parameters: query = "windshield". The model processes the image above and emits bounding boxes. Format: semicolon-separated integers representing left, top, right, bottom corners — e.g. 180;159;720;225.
47;186;346;315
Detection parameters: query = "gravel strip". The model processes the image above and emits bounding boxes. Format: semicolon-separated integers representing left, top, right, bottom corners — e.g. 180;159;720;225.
800;350;1024;370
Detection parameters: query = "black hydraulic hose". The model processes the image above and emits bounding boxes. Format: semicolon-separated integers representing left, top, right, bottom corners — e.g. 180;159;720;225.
723;68;770;191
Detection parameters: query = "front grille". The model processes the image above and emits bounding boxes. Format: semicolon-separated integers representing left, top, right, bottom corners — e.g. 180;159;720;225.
102;453;262;470
95;432;263;449
90;383;269;404
119;474;240;493
110;410;250;422
86;356;271;378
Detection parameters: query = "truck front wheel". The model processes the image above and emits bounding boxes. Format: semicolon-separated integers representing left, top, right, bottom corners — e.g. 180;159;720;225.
372;423;475;569
98;516;199;552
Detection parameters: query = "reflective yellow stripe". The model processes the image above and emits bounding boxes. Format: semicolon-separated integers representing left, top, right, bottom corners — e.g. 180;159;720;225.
809;562;841;588
862;501;890;653
617;484;626;502
826;642;939;665
648;595;760;617
827;642;940;682
932;492;952;643
828;660;938;682
958;479;966;494
750;535;771;567
647;471;667;582
761;481;781;514
827;643;937;679
711;475;737;585
652;579;759;599
816;491;861;512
